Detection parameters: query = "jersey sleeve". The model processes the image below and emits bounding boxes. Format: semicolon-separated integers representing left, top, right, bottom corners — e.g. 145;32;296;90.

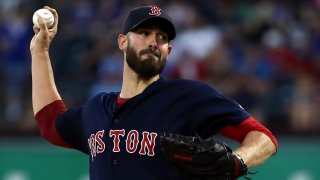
35;93;109;155
55;105;88;154
219;117;278;150
35;100;72;148
35;100;88;153
186;81;251;137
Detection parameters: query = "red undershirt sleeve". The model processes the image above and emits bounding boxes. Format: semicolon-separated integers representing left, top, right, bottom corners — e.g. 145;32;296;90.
219;117;278;150
35;100;73;148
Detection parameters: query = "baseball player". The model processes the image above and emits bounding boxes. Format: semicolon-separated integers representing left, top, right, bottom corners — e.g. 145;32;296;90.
30;5;278;180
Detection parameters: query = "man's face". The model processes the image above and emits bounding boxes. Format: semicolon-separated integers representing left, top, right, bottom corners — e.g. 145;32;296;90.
125;24;171;81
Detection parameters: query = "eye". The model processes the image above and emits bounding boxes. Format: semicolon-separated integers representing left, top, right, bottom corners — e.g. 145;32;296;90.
157;34;168;42
139;30;150;36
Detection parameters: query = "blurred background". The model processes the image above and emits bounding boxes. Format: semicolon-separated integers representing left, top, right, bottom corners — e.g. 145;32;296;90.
0;0;319;179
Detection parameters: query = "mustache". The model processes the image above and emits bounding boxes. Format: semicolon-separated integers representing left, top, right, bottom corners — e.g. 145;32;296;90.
139;48;160;57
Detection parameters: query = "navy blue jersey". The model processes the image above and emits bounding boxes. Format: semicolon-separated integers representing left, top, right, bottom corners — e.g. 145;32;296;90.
56;78;250;180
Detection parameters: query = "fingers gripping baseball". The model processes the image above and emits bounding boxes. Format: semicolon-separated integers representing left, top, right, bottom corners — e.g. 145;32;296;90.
30;6;58;53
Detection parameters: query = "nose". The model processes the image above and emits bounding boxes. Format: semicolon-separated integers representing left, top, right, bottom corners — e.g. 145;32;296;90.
148;32;158;49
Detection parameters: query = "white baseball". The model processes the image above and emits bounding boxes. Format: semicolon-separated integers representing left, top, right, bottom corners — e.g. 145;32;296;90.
32;8;54;28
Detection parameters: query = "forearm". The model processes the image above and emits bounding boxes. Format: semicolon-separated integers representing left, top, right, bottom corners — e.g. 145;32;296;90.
235;131;277;168
31;50;61;114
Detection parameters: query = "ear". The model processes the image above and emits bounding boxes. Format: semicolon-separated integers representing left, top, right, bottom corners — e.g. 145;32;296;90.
118;34;128;50
167;45;172;55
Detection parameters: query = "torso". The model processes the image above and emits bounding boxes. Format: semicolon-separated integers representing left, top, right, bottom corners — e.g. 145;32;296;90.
56;78;250;179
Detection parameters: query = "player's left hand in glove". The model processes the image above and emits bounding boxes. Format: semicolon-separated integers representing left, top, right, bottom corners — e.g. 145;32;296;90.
160;132;249;180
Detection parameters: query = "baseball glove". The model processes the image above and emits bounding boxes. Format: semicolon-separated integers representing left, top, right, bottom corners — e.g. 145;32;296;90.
160;132;249;180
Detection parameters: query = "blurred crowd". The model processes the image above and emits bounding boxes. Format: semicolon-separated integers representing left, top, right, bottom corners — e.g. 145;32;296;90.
0;0;319;136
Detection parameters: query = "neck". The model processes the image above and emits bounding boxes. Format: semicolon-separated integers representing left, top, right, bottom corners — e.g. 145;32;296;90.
120;61;159;98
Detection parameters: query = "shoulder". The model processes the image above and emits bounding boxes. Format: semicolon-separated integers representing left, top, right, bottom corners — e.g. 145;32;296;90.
158;78;221;95
86;92;119;108
88;92;118;102
157;79;245;110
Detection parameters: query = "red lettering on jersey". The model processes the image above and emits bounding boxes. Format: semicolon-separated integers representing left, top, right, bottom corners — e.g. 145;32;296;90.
139;131;157;156
88;134;96;160
126;130;139;153
95;130;105;153
88;130;105;161
109;129;125;152
149;5;161;16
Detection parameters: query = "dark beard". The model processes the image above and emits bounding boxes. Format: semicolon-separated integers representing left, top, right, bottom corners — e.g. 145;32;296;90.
126;45;167;81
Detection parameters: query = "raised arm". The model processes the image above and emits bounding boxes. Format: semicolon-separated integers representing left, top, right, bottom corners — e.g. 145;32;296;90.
30;6;61;114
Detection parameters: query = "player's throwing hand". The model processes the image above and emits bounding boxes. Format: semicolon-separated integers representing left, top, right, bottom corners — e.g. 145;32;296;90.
30;6;58;53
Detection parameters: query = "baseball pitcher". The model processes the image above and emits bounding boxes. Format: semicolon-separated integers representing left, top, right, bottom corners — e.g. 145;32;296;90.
30;5;278;180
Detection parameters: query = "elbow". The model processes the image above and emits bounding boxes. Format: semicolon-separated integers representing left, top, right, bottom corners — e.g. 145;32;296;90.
36;114;72;148
39;127;59;145
37;119;58;144
268;136;278;156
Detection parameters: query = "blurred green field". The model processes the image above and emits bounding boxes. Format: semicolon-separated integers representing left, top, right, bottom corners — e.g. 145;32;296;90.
0;137;319;180
0;138;88;180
